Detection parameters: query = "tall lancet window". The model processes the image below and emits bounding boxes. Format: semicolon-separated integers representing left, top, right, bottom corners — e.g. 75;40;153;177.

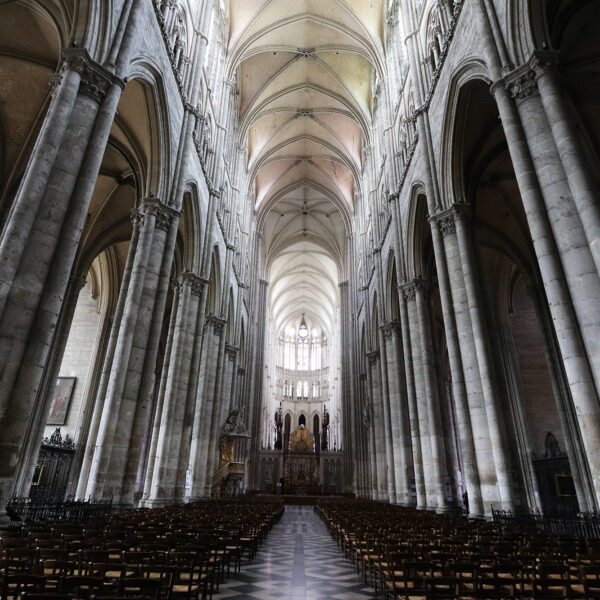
311;330;321;370
284;328;295;370
297;314;309;370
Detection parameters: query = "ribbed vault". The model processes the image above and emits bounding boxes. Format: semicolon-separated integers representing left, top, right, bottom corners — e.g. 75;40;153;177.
228;0;384;334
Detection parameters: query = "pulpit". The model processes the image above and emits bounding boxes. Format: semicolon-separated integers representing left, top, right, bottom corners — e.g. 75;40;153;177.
211;408;249;498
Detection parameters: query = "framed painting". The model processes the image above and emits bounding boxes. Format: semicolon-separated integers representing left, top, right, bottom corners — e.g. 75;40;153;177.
47;377;76;425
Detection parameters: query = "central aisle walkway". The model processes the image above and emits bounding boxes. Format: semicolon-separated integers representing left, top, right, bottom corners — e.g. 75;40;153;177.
218;505;377;600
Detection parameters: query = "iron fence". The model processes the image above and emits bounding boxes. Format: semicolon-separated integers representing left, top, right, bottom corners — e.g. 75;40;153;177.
6;497;112;526
492;508;600;539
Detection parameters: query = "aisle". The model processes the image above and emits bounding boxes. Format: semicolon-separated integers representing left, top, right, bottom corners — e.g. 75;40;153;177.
217;505;377;600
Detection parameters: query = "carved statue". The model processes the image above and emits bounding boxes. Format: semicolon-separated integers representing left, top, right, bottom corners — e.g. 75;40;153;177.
221;407;247;436
544;431;562;458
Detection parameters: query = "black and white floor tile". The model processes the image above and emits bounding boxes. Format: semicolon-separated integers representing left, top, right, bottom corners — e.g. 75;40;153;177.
215;505;377;600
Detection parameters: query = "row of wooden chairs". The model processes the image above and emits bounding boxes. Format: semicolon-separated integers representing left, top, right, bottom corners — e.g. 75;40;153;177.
316;500;600;600
0;499;284;600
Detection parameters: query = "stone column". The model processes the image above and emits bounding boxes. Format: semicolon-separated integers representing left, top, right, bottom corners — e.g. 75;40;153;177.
452;203;515;510
247;278;268;491
429;211;484;516
174;284;209;501
10;275;86;499
414;279;448;511
532;52;600;276
0;50;125;517
222;346;239;415
475;0;600;507
146;272;203;505
76;225;140;499
403;282;437;508
187;315;226;498
504;61;600;393
140;281;181;505
381;321;412;505
376;330;397;503
338;281;356;495
85;198;180;505
399;285;426;509
367;350;388;500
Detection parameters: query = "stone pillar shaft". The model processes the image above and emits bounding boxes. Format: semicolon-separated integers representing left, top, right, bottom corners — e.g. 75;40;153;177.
414;281;448;510
85;199;178;504
399;288;426;509
0;51;124;515
428;215;484;515
473;0;600;505
382;322;412;505
534;56;600;276
453;205;514;510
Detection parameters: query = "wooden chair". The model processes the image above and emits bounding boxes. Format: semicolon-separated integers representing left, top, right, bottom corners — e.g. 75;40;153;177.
118;577;162;600
1;573;46;600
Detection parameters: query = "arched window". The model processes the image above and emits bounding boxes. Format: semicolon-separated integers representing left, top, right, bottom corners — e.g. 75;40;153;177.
312;381;320;398
311;330;321;370
298;338;309;370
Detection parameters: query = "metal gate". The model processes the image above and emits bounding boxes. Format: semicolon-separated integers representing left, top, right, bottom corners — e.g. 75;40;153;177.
29;428;75;503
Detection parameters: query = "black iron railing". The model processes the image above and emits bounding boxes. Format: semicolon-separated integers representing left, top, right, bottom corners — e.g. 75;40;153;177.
6;497;112;526
492;508;600;539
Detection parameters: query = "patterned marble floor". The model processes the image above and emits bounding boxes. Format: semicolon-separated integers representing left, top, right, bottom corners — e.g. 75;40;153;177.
215;505;377;600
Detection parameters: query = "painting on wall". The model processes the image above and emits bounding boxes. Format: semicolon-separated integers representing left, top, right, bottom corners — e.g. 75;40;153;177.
47;377;76;426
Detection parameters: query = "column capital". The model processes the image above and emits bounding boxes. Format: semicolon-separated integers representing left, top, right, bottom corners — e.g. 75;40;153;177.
400;281;416;301
205;315;227;337
429;207;456;236
132;197;181;231
366;349;379;365
69;275;88;291
503;52;560;102
171;279;184;295
180;271;207;297
58;48;124;102
225;344;239;361
401;277;429;300
380;321;401;340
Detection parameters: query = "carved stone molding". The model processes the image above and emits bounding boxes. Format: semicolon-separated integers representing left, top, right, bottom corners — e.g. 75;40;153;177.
131;208;145;230
297;48;314;58
505;65;539;100
505;51;561;102
60;48;124;103
69;275;88;291
366;350;379;365
172;278;184;295
225;344;239;361
430;208;456;236
185;272;206;298
205;315;227;337
134;197;181;232
380;321;401;340
400;281;416;301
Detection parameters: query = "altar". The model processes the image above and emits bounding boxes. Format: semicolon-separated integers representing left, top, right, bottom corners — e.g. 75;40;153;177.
283;425;319;494
258;425;344;495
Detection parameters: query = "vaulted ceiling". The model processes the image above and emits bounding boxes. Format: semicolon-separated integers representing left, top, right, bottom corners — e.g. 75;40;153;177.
227;0;385;336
